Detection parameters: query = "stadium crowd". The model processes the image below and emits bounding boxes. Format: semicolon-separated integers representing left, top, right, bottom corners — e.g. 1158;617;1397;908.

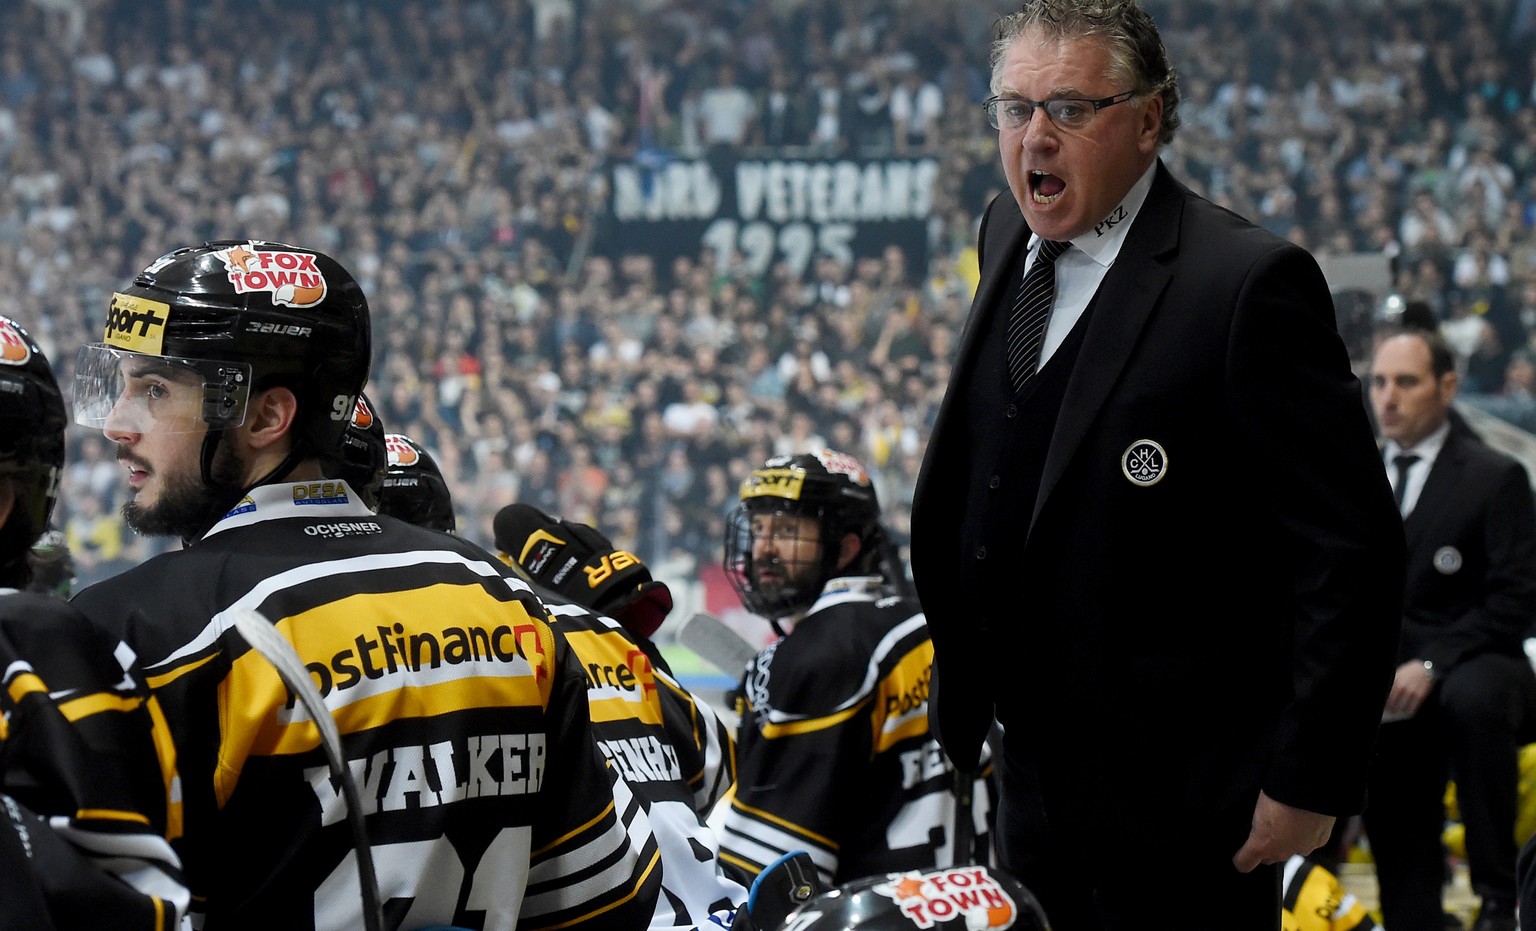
2;0;1536;594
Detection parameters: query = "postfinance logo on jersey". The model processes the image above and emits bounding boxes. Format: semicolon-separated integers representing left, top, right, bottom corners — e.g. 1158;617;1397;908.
564;629;663;726
225;591;553;740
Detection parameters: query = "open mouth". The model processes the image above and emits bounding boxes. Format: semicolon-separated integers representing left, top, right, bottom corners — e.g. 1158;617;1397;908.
1030;170;1065;204
119;457;150;487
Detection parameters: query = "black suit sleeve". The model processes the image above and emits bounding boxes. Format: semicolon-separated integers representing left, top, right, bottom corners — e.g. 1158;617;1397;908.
1225;242;1405;815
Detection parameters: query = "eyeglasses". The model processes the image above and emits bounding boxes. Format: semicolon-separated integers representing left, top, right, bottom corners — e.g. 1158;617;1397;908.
982;90;1137;132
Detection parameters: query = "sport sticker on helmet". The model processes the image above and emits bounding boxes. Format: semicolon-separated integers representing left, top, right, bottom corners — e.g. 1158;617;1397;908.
1120;438;1168;487
872;867;1019;930
0;318;32;365
104;292;169;354
741;467;806;502
215;242;328;309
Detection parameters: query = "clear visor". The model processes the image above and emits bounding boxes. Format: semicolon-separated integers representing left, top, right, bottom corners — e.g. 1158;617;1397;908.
73;343;252;435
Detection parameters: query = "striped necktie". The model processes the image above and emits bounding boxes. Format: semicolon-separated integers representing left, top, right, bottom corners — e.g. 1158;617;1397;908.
1007;239;1071;391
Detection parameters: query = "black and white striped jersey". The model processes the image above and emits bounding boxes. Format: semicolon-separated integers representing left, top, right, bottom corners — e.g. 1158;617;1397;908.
538;592;747;931
72;481;660;931
719;576;991;886
0;590;188;929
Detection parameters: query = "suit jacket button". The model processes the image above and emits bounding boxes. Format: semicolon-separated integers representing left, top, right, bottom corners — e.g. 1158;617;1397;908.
1005;404;1018;419
988;475;1001;489
975;546;987;559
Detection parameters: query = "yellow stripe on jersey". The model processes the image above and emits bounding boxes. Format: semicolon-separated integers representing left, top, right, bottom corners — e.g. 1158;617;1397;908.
146;652;219;690
532;798;618;858
5;669;45;703
75;807;152;825
729;796;840;851
757;703;865;739
213;585;557;806
872;643;935;754
526;847;664;931
144;693;182;841
57;690;146;723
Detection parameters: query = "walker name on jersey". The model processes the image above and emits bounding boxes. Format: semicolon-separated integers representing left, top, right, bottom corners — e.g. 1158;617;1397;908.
281;621;539;718
597;735;682;784
306;732;546;826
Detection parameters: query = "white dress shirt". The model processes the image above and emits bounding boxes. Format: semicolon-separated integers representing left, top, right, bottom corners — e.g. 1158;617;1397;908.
1383;419;1451;517
1025;160;1158;367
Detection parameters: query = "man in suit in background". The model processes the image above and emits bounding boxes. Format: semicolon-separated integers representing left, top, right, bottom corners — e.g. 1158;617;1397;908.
1365;328;1536;931
908;2;1405;928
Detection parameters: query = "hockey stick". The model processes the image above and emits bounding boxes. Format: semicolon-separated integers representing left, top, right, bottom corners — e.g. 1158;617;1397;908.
674;611;759;678
228;607;384;931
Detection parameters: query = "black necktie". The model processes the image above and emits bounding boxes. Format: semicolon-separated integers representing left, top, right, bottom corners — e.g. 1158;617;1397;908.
1007;239;1071;390
1392;453;1420;513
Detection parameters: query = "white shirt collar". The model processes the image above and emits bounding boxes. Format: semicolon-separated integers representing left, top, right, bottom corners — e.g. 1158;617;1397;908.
202;479;376;540
1384;418;1452;464
1035;159;1158;268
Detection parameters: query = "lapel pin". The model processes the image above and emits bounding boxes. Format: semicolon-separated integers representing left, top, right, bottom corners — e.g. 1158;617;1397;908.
1433;546;1462;575
1121;439;1168;487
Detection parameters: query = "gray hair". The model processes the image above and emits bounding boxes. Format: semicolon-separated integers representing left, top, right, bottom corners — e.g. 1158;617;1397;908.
990;0;1181;147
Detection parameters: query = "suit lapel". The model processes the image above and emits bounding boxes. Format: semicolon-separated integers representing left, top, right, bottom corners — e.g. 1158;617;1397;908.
1404;432;1466;548
918;194;1029;500
1030;163;1182;532
952;199;1029;387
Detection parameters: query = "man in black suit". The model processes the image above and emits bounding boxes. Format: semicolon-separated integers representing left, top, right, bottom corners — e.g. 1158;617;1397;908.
1364;328;1536;931
908;2;1405;928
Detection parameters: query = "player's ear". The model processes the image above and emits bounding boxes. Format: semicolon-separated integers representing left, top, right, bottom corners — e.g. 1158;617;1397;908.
243;386;300;451
835;532;861;572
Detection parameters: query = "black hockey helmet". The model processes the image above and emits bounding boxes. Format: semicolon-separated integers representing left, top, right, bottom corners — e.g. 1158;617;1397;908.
73;241;371;482
0;316;66;585
778;865;1051;931
338;393;388;508
377;433;456;533
724;449;882;621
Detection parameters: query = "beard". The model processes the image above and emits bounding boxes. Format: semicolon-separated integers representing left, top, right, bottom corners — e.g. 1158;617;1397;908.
122;436;248;539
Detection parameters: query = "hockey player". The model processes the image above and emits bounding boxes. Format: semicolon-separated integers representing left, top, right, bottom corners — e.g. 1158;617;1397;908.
718;450;991;885
69;241;659;930
493;500;765;931
377;433;456;533
0;314;188;928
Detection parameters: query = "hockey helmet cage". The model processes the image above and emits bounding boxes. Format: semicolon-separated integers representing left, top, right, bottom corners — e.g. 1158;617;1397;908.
377;433;456;533
0;316;66;574
779;865;1051;931
724;449;882;620
74;241;370;465
338;393;388;508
